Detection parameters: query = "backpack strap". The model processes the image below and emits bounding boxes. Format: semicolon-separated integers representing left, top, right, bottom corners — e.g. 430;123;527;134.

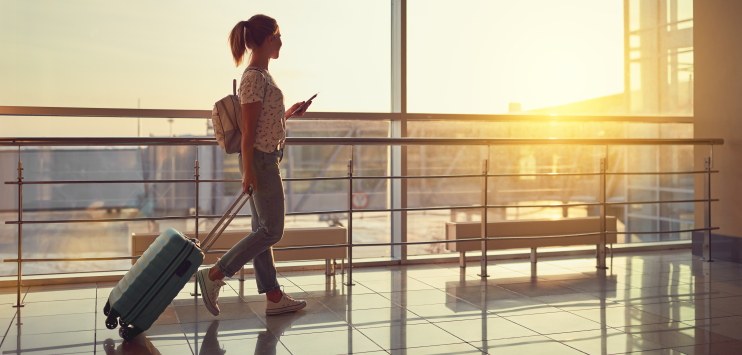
244;68;269;102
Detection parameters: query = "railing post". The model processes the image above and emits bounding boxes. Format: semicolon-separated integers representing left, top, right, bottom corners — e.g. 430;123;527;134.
194;159;200;240
596;157;608;270
344;148;355;286
192;159;201;297
479;157;490;278
703;156;713;262
15;157;24;308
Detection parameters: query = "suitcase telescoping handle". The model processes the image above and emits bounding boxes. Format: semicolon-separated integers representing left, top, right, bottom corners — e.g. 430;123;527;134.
200;191;251;253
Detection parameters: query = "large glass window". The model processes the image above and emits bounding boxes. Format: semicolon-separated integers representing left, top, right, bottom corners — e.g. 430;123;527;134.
408;0;692;116
0;1;391;112
628;0;693;115
1;1;698;274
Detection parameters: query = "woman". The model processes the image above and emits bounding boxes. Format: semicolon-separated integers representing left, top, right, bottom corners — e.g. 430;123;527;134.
196;14;310;317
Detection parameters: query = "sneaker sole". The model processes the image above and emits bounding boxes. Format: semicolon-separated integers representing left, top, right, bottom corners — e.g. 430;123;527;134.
196;271;220;317
266;301;307;316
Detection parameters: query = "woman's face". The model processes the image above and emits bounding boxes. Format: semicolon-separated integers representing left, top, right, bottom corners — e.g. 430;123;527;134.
268;30;282;59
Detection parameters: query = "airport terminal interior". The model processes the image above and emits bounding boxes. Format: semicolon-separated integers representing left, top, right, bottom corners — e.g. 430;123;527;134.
2;0;742;354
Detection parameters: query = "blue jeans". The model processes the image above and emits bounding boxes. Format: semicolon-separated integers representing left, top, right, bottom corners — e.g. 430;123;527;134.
216;149;284;294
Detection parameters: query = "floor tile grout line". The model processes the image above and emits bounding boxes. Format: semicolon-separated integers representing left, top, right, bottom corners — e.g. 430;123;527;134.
169;293;198;355
363;279;503;354
540;329;611;355
0;287;28;351
329;279;431;353
0;309;16;350
606;323;739;351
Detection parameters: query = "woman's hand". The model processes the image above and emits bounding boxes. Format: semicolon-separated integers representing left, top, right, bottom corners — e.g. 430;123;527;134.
285;100;312;119
242;169;257;195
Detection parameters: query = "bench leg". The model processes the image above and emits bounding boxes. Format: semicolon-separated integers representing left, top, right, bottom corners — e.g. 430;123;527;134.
530;248;538;263
325;259;332;276
239;267;245;282
596;243;608;269
459;252;466;268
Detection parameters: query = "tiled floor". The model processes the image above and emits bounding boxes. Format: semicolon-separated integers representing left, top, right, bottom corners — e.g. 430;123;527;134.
2;250;742;354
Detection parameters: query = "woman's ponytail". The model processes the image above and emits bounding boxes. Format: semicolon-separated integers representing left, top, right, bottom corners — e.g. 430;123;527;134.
229;21;249;66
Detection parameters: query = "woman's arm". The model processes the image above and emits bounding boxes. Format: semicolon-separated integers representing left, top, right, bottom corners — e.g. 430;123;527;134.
241;101;262;194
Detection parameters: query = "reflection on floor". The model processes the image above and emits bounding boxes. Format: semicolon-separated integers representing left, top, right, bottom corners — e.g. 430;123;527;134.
2;250;742;354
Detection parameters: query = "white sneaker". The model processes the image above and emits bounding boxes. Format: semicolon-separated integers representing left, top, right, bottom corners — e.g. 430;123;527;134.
196;268;226;316
266;292;307;316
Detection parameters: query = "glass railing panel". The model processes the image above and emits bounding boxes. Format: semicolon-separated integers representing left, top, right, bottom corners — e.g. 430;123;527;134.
1;134;719;277
286;120;391;259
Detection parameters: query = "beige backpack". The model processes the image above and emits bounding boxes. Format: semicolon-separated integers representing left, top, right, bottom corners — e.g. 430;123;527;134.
211;69;267;153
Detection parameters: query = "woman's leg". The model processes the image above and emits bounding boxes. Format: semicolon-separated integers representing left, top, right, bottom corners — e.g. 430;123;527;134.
250;189;281;294
216;150;283;292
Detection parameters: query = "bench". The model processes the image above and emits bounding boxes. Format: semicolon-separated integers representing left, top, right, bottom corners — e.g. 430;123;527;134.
132;227;347;276
445;216;617;267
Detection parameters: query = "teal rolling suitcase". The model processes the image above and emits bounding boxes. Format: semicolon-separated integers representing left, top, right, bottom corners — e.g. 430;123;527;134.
103;192;250;341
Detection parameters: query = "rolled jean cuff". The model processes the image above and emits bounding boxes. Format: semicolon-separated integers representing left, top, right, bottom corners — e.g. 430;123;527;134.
257;284;281;295
215;260;235;279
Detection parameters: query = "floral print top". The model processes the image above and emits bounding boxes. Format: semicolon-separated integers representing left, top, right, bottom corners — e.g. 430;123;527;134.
239;67;286;153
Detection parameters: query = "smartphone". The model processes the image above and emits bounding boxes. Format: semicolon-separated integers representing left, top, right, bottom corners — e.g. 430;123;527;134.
292;93;318;116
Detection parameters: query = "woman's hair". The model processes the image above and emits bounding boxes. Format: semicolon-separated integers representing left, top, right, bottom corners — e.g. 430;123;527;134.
229;14;278;66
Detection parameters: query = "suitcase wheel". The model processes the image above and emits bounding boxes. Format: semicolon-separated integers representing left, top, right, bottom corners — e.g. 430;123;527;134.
105;314;118;330
119;327;130;340
103;301;111;316
119;326;143;342
118;318;129;328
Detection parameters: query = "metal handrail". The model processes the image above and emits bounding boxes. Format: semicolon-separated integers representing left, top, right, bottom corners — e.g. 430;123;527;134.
0;105;694;123
2;170;723;186
0;136;725;146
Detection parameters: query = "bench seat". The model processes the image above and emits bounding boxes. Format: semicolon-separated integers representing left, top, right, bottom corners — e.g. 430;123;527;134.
445;216;617;267
132;226;347;275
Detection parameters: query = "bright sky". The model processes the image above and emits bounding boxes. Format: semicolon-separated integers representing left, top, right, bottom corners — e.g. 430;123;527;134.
1;0;624;137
